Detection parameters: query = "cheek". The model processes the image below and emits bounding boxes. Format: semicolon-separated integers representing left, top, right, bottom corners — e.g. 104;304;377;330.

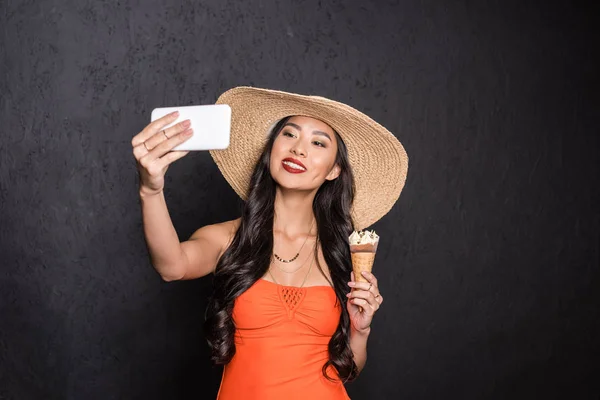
269;152;279;173
312;154;337;176
269;141;282;161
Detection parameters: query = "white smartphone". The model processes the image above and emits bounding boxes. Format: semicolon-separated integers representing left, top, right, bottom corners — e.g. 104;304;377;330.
150;104;231;151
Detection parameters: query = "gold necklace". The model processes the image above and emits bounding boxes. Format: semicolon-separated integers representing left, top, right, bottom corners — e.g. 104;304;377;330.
271;246;313;274
273;218;314;263
268;247;315;288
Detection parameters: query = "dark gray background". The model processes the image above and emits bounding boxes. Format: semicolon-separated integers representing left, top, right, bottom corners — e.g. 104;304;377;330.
1;0;598;399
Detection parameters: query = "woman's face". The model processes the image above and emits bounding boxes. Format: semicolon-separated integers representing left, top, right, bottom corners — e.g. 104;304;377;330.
269;115;341;192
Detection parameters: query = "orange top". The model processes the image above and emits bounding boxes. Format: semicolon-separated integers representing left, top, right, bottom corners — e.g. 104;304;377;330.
216;278;351;400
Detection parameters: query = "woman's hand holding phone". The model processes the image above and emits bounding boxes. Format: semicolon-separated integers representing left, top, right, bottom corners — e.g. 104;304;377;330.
131;111;194;197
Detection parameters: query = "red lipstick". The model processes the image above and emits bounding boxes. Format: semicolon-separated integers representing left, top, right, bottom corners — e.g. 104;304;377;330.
281;158;307;174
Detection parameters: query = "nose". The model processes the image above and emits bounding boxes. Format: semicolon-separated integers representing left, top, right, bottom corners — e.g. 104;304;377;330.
290;144;306;157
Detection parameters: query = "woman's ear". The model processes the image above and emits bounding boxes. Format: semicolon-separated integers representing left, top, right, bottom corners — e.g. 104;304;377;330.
325;163;341;181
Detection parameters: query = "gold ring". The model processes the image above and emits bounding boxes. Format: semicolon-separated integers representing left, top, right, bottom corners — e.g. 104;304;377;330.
162;130;169;139
143;141;150;151
375;294;381;299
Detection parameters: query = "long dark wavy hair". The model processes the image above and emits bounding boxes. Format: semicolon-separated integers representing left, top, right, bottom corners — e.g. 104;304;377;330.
204;116;359;382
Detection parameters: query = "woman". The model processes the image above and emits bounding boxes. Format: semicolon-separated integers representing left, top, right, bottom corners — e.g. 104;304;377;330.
132;87;409;399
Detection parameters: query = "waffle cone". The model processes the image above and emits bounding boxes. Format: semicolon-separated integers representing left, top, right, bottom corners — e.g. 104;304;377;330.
351;252;376;283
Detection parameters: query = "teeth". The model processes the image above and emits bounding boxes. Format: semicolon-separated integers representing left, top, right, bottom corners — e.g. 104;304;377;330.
283;161;306;171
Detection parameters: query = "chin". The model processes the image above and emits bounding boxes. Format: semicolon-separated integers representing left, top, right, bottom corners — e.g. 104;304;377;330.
271;165;326;192
275;177;325;195
272;175;303;191
271;171;302;189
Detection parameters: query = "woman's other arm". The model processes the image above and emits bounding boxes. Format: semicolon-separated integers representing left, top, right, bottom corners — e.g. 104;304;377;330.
349;327;370;373
346;270;383;374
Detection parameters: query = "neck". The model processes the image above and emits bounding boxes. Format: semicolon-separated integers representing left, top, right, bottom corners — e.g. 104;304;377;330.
273;186;317;237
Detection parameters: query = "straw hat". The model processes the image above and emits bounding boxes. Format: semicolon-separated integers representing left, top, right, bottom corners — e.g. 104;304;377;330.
209;87;409;230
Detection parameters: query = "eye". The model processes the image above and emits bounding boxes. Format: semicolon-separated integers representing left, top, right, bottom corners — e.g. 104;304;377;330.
312;140;325;148
282;131;295;138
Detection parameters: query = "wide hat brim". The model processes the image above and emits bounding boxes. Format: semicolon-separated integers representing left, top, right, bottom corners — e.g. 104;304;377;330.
209;87;409;230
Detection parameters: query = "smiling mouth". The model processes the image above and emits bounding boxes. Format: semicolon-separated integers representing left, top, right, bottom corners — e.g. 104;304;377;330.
282;159;307;173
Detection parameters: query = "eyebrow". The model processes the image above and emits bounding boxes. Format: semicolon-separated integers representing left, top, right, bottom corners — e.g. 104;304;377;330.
283;122;332;142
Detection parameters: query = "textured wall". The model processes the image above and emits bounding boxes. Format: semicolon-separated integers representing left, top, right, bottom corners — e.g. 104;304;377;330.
1;0;598;399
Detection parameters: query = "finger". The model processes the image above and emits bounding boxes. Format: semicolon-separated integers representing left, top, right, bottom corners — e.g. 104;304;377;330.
163;119;191;139
131;111;179;147
347;281;372;291
347;290;381;310
347;289;378;301
349;298;376;314
361;271;378;287
347;299;363;314
132;140;149;160
153;149;191;169
144;120;191;152
357;295;379;312
141;128;193;162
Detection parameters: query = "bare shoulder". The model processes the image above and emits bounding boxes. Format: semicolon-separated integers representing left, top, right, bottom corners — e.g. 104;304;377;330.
180;217;241;279
190;217;240;255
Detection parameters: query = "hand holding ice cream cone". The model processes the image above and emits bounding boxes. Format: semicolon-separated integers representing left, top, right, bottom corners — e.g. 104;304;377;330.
346;230;383;330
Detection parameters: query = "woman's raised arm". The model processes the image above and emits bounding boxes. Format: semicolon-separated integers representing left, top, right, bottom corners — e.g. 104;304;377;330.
132;111;238;281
